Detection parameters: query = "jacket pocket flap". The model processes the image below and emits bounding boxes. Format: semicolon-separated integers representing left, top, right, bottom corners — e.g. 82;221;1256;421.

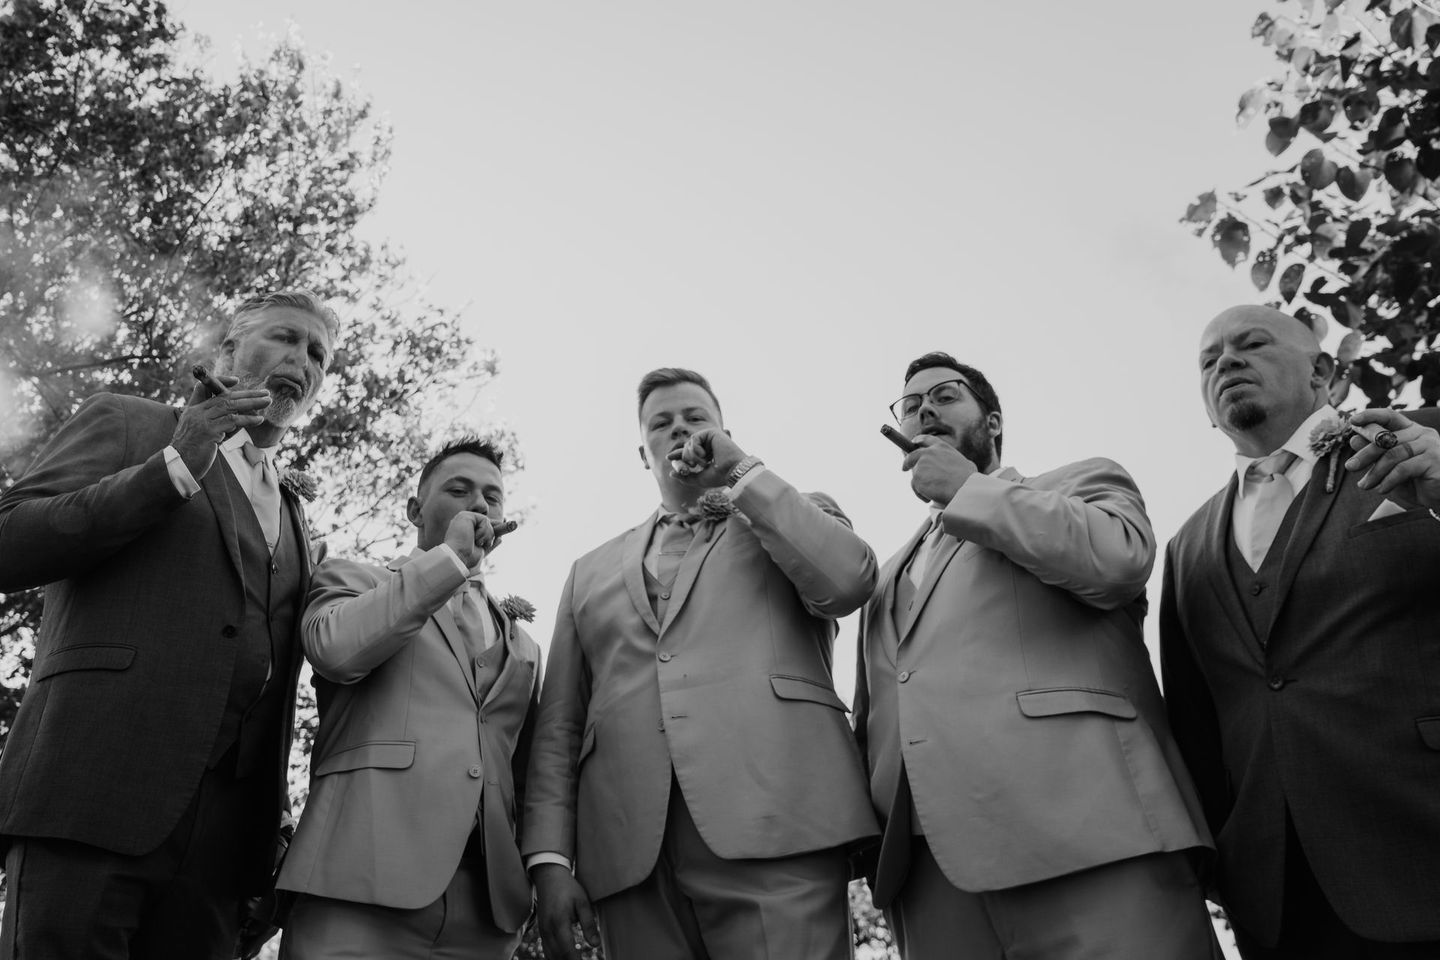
1417;717;1440;751
770;675;848;712
33;644;135;681
1016;688;1137;720
315;740;416;776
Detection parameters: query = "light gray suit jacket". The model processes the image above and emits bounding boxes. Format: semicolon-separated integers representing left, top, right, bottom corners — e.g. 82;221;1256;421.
278;548;540;933
523;469;880;902
855;458;1211;904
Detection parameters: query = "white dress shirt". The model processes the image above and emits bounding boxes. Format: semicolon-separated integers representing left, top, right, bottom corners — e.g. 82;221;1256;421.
1230;405;1335;564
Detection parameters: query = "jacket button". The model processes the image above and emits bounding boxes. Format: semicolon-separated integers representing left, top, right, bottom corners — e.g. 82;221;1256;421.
221;626;237;638
898;670;911;682
468;765;483;778
1250;582;1264;596
658;652;673;662
1268;676;1285;691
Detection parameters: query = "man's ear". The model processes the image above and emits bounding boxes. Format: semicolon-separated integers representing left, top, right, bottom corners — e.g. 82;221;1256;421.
1312;351;1337;388
986;411;1004;439
638;444;650;469
405;495;421;527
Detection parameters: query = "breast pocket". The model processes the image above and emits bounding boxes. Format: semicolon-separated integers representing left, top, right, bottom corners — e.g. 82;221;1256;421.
32;644;135;680
314;740;416;776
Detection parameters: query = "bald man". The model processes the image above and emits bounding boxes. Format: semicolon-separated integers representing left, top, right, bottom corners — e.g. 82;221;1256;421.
1161;305;1440;959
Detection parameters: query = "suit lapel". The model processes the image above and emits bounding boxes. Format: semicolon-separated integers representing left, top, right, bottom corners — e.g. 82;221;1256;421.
432;601;480;704
899;535;963;643
660;518;727;634
1198;479;1265;666
1269;456;1344;637
481;594;526;710
622;519;662;635
199;454;246;587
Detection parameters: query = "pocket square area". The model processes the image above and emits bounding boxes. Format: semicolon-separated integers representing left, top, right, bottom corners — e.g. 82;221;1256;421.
1367;499;1406;522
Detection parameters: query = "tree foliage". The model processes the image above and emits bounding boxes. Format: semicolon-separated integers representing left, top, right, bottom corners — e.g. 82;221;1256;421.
1182;0;1440;408
0;0;508;750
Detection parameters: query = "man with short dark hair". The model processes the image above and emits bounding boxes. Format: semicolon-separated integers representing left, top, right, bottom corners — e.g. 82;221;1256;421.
1163;304;1440;958
0;290;337;958
277;436;540;958
854;351;1217;959
524;367;879;960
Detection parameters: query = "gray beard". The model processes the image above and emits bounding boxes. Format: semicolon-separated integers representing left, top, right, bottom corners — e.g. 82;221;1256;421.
231;373;303;428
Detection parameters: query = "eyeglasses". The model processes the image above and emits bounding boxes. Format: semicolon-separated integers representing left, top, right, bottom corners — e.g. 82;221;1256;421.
889;378;986;424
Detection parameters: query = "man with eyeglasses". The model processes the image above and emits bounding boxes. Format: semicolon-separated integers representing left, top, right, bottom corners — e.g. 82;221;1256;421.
852;351;1218;959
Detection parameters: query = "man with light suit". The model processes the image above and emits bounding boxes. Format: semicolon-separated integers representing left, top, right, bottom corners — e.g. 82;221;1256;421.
524;367;879;960
853;352;1218;959
0;291;336;959
277;437;540;958
1162;305;1440;959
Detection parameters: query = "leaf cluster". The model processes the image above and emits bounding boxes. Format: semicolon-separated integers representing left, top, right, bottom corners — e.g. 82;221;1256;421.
1182;0;1440;408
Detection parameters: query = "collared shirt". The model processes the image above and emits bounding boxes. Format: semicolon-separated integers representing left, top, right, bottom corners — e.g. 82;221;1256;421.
1230;405;1334;556
641;466;768;576
164;430;279;529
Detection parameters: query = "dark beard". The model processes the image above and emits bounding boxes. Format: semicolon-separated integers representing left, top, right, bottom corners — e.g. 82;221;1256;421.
1225;400;1266;432
957;423;996;474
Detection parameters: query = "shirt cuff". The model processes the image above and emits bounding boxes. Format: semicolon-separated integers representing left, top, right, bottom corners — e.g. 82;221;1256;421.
435;543;472;578
163;445;201;500
525;852;573;873
726;463;768;497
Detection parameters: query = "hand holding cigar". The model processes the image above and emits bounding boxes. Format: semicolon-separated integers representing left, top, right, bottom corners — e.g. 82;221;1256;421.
1345;408;1440;510
192;363;231;397
170;364;272;479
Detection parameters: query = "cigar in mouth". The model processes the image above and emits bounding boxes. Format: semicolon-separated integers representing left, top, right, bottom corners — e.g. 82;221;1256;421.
192;364;229;397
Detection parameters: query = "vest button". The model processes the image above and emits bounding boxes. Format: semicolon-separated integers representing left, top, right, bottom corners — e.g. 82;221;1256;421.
468;765;483;778
658;652;673;662
221;626;237;638
1268;676;1285;691
898;670;911;683
660;592;671;600
1250;582;1265;596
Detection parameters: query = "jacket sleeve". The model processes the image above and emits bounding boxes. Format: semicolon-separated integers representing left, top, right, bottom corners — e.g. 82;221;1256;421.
521;566;590;863
940;457;1155;610
301;548;467;684
1158;541;1231;838
0;394;186;590
728;468;879;618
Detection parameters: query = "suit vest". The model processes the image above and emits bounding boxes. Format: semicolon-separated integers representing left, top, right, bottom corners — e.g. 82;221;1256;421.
1224;487;1306;645
206;463;302;778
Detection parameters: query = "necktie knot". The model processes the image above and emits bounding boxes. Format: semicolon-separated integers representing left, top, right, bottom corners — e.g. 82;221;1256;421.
1248;450;1297;483
241;440;268;470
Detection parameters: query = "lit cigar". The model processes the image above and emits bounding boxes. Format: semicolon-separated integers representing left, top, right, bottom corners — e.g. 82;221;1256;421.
494;520;519;537
1353;421;1400;450
192;363;229;397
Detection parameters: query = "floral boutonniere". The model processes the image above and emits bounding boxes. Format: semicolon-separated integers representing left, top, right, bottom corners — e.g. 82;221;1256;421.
499;594;536;623
1308;410;1354;493
694;488;740;523
279;467;318;503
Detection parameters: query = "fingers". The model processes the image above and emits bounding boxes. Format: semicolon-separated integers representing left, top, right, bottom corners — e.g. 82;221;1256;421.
576;897;601;948
1349;408;1410;430
540;911;583;960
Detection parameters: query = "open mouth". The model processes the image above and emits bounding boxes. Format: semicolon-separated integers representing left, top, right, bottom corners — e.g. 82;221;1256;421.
270;376;305;397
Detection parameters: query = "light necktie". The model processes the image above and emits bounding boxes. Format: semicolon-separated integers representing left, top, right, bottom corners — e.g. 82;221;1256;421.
906;515;945;587
1243;450;1299;571
240;440;282;551
452;581;496;657
653;515;699;585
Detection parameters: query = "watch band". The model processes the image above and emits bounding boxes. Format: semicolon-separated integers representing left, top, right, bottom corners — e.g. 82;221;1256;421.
727;455;764;487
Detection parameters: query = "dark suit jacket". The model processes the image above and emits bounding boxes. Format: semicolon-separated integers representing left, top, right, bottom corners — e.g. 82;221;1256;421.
1161;407;1440;945
0;393;310;865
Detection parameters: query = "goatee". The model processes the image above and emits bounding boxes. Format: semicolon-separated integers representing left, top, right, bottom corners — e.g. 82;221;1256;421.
1225;401;1266;433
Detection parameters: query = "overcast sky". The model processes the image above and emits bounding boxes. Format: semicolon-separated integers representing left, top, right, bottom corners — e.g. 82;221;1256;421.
169;0;1288;696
